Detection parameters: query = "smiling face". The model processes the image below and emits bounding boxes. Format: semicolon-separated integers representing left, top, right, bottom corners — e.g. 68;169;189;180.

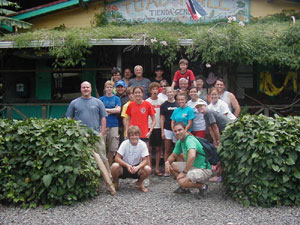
177;94;187;108
215;80;225;93
196;104;206;114
80;81;92;98
116;85;126;95
196;79;204;90
112;72;121;82
160;80;168;94
179;79;188;91
166;88;175;100
134;87;143;102
134;66;143;78
179;63;188;73
209;89;219;104
189;87;198;101
173;124;186;141
128;133;140;146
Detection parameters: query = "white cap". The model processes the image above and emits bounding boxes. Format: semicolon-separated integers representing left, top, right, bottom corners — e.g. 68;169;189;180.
195;99;207;106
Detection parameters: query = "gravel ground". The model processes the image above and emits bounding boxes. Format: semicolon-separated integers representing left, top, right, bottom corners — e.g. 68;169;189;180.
0;175;299;225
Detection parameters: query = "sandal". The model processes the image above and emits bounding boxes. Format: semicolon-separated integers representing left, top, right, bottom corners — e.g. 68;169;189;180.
155;170;163;177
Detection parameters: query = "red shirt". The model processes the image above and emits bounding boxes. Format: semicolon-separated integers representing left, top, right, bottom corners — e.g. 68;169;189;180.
126;100;156;138
173;69;195;86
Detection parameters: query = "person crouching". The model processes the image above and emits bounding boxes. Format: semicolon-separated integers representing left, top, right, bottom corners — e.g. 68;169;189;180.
111;126;151;193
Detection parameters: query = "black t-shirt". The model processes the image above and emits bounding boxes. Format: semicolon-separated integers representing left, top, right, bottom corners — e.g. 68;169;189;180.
160;101;179;130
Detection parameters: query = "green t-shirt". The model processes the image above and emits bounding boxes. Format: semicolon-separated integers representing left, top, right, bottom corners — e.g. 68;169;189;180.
173;134;212;170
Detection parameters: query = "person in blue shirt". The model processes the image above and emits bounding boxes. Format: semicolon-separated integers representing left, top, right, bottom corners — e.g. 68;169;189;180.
100;80;121;165
171;93;194;132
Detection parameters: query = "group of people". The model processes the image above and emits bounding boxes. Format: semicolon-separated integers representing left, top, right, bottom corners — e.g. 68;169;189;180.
66;59;241;197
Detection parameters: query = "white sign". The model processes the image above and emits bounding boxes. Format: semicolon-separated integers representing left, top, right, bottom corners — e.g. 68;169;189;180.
105;0;250;23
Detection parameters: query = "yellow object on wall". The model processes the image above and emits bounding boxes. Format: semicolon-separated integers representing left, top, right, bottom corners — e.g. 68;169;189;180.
251;0;300;18
260;72;298;96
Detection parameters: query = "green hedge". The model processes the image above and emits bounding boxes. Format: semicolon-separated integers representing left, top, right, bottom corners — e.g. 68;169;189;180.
0;118;100;208
219;115;300;207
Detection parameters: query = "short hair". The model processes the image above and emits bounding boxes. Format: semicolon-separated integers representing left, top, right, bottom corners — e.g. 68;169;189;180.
215;77;225;85
179;77;188;83
127;126;141;137
105;80;115;87
160;79;169;86
165;86;174;92
176;92;187;100
149;82;160;93
111;67;121;75
126;86;134;95
133;86;144;93
188;85;197;92
196;75;206;82
179;59;188;65
174;122;186;129
208;87;219;95
134;65;143;71
124;68;132;73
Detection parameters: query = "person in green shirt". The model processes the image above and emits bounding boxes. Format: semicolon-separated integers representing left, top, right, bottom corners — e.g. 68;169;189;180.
165;122;212;197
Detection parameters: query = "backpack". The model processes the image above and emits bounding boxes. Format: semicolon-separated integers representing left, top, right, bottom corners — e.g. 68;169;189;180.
193;135;220;166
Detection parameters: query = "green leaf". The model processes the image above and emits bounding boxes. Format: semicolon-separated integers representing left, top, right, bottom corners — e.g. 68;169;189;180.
294;171;300;179
42;174;52;188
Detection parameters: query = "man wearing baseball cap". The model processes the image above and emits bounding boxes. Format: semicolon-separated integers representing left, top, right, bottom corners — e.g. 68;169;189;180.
115;80;129;144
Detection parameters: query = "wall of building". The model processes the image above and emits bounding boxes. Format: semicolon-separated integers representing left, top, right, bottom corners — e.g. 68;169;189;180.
28;1;104;29
251;0;300;18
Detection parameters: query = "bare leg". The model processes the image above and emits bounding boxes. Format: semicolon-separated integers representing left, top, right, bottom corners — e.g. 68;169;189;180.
111;162;123;191
136;165;151;192
108;151;115;166
178;176;204;189
146;142;152;170
155;146;162;176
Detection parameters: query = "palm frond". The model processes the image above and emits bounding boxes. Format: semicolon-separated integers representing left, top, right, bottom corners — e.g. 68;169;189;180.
0;16;31;29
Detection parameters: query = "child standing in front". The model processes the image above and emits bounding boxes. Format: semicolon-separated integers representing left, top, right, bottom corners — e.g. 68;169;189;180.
171;59;196;90
146;82;165;176
100;81;121;166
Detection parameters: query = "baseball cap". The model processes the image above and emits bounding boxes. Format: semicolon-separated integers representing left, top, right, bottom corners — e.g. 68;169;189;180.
155;65;163;71
195;99;207;106
115;80;127;88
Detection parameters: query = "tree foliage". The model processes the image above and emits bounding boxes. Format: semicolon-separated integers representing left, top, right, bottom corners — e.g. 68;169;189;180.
0;118;100;208
0;10;299;69
219;115;300;207
0;0;31;30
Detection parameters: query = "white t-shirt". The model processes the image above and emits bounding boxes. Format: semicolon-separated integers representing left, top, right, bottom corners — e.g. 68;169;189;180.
208;99;236;121
146;97;165;128
117;139;149;166
187;99;206;131
158;93;168;103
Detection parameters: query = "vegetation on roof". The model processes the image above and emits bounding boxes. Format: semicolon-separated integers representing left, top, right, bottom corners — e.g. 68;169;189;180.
0;10;299;69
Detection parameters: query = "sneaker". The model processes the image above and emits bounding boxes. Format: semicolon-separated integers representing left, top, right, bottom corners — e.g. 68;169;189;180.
197;184;208;198
143;178;150;187
173;186;191;194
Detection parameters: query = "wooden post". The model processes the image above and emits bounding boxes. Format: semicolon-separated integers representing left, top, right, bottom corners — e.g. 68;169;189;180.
42;105;47;119
7;106;12;119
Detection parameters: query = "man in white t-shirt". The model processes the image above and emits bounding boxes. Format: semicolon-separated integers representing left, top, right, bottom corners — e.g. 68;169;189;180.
111;126;151;193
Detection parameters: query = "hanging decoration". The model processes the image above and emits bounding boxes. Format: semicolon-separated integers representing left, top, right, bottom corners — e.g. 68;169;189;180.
259;72;298;96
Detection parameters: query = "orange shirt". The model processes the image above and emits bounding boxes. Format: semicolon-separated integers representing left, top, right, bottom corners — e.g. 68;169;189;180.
126;101;156;138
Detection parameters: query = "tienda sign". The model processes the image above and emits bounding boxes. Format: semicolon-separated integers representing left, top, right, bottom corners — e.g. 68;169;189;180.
105;0;250;23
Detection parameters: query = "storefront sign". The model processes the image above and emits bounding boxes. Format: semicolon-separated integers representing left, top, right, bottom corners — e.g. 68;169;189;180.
105;0;250;23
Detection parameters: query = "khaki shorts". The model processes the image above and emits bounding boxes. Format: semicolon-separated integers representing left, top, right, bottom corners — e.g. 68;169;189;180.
104;127;119;152
96;134;108;163
173;162;212;183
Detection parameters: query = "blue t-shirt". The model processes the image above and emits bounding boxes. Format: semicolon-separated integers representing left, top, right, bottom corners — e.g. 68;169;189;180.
170;106;194;131
100;95;121;127
66;97;107;133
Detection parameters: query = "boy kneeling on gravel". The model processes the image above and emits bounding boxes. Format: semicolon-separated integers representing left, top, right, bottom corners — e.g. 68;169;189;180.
111;126;151;193
165;122;212;198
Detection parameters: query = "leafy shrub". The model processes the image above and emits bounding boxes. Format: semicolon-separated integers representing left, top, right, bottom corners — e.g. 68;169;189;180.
219;114;300;207
0;118;100;208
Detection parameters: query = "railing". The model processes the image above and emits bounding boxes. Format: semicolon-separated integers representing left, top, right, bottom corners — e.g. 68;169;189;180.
0;103;69;119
